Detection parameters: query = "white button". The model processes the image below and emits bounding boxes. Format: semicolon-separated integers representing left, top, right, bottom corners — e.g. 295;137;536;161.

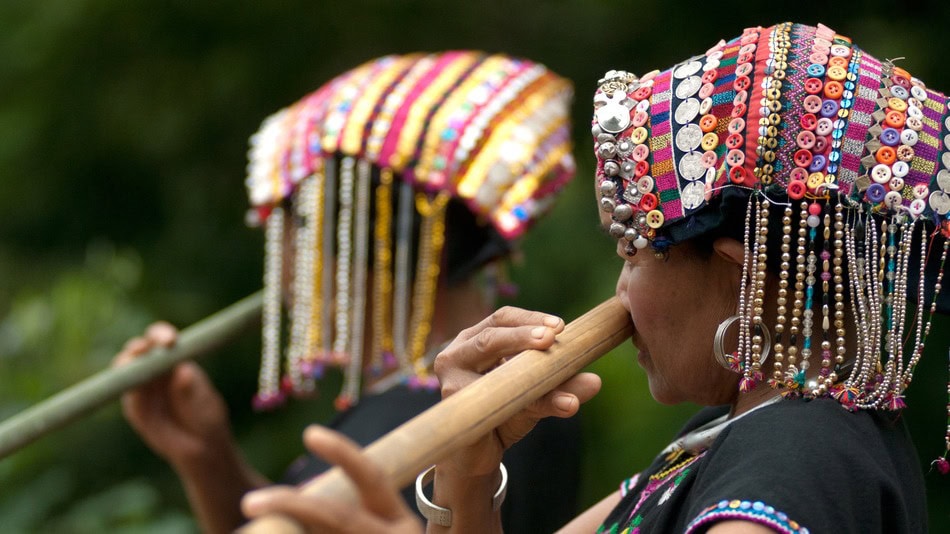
884;190;903;209
900;129;919;147
871;163;892;184
892;161;910;178
909;198;926;216
911;85;928;102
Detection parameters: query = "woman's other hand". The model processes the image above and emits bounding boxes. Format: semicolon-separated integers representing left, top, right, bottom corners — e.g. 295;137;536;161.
112;321;234;468
242;425;423;534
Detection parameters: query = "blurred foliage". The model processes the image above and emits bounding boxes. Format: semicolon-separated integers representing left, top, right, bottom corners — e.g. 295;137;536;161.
1;0;949;531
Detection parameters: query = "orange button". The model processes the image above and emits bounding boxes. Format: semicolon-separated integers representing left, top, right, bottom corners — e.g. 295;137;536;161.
884;110;906;129
875;145;897;165
828;56;849;69
800;113;818;131
699;114;718;133
634;160;650;178
823;80;844;99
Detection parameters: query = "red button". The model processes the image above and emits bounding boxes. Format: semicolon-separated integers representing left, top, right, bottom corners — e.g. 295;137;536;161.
731;102;747;118
632;86;652;101
804;78;824;95
814;135;829;153
800;113;818;131
891;74;911;89
639;192;658;211
729;165;747;184
634;160;650;178
787;179;807;199
737;52;753;64
733;75;751;92
794;148;814;167
725;132;743;149
702;69;718;84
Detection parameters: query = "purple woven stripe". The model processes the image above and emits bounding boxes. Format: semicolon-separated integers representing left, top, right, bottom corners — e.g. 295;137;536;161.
775;24;815;184
904;92;946;189
839;51;881;181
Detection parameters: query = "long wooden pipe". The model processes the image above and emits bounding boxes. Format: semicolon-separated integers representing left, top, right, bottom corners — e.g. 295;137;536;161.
238;295;634;534
0;291;264;460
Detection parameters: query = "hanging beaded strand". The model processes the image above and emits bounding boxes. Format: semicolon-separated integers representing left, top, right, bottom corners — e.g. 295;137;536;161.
735;196;757;374
255;206;285;410
406;191;450;389
742;197;770;391
318;158;338;374
770;204;794;388
369;168;396;376
304;162;326;376
287;178;318;396
337;159;373;410
332;157;356;364
392;180;414;377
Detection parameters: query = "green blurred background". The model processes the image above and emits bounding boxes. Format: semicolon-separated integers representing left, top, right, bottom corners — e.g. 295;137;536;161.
1;0;948;531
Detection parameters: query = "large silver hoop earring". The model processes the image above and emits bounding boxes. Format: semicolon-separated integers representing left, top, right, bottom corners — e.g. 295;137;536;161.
713;315;742;372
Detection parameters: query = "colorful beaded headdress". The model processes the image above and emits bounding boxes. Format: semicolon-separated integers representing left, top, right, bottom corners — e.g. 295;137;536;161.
592;23;950;470
246;51;574;411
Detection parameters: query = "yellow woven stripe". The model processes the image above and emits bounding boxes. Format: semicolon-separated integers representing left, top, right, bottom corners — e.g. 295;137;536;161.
413;54;499;184
340;56;418;156
391;53;481;170
456;75;562;198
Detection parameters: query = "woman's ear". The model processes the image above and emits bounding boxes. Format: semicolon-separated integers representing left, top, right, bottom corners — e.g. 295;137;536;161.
712;237;745;267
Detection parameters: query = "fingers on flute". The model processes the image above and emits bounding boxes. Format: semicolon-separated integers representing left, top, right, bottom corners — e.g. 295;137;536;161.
301;426;410;519
113;321;178;366
436;307;564;375
542;372;603;418
145;321;178;347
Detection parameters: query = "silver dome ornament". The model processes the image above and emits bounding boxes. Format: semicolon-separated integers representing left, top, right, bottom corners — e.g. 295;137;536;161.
613;203;633;222
594;91;633;134
601;196;617;212
617;139;634;157
598;142;618;159
603;160;621;177
600;179;618;197
609;222;627;238
620;161;636;178
624;227;639;241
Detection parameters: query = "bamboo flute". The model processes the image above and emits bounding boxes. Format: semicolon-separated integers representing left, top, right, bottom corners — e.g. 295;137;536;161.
238;295;634;534
0;291;263;460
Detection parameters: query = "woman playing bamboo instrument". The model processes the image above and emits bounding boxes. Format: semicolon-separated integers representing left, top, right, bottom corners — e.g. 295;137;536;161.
242;23;950;532
114;51;582;533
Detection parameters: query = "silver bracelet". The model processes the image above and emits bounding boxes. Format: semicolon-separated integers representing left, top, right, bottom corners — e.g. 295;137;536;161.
414;463;508;527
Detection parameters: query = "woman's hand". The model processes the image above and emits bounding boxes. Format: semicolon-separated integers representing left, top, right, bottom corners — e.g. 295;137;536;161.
433;306;602;477
242;426;423;534
112;321;234;469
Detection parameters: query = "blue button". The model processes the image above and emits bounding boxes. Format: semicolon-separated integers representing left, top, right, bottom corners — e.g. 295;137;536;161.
807;64;826;77
820;99;839;118
867;183;887;203
880;127;901;147
809;154;827;172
